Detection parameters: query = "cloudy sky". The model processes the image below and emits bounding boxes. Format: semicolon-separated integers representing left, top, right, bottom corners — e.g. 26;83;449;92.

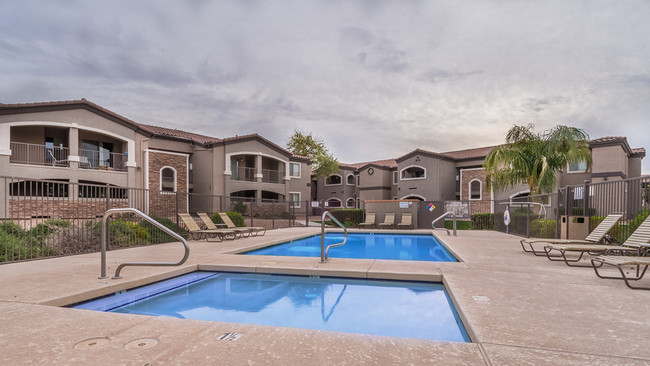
2;0;649;172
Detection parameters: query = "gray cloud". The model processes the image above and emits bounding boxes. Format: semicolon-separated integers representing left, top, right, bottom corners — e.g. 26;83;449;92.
1;0;649;173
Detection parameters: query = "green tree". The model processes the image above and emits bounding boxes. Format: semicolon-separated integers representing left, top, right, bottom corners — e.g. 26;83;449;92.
483;124;592;194
286;130;339;178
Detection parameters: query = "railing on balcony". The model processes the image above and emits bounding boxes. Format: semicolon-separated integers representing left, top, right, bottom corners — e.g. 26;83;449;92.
78;149;127;171
231;166;256;181
10;142;70;167
262;169;285;183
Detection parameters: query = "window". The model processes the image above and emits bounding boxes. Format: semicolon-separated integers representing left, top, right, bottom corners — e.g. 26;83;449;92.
356;175;360;186
567;160;588;173
400;165;426;180
346;198;355;208
346;174;355;185
289;192;301;208
469;179;481;200
393;171;398;185
326;198;342;207
289;163;301;178
160;167;176;192
325;174;342;185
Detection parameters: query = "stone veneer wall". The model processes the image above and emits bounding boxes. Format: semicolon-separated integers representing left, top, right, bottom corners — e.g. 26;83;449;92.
9;199;129;219
461;169;492;214
148;151;188;217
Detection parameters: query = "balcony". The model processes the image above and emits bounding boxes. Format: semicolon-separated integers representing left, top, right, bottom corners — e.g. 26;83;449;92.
262;169;285;183
10;142;70;167
231;166;256;182
9;142;127;172
78;149;127;171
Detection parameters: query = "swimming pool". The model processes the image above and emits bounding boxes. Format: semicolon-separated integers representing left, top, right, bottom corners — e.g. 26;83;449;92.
245;233;458;262
74;271;470;342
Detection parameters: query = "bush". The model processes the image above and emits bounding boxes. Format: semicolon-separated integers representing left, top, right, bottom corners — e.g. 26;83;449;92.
0;221;25;237
109;219;150;247
471;213;494;230
530;219;556;238
232;201;247;215
0;230;55;262
444;220;472;230
140;215;188;244
211;211;246;227
330;209;364;227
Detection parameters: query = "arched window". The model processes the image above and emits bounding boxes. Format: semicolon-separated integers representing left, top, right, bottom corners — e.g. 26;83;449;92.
160;166;177;192
400;165;426;180
346;174;355;185
326;198;342;207
469;179;481;200
325;174;342;185
346;198;355;208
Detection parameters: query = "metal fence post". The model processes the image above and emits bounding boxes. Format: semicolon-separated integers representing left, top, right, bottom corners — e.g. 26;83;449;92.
272;200;275;229
175;191;179;225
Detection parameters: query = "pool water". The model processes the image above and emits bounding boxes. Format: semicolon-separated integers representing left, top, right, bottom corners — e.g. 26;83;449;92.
245;233;458;262
74;271;470;342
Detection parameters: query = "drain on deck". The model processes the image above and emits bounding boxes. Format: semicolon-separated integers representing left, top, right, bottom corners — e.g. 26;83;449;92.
74;337;111;350
218;332;244;341
125;338;159;350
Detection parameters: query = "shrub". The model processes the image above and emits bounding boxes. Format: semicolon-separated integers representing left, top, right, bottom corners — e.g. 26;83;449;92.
444;220;472;230
330;209;364;227
530;219;556;238
0;221;25;237
109;219;150;247
279;211;295;220
140;215;188;244
470;213;494;230
0;230;55;262
211;211;246;227
232;201;248;215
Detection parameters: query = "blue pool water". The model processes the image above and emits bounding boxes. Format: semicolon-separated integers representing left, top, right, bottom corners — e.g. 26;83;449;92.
245;233;458;262
75;271;470;342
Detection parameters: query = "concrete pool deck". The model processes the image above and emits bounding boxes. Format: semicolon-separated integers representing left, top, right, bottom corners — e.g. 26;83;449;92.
1;228;649;365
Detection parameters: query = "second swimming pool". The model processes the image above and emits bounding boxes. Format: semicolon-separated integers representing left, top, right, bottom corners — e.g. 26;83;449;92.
244;233;458;262
74;271;470;342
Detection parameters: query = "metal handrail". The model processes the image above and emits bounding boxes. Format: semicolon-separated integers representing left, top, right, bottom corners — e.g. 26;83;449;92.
432;211;457;236
100;208;190;279
320;211;348;262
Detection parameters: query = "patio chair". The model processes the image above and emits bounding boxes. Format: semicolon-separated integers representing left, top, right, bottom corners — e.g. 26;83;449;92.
217;212;267;237
378;212;395;229
358;212;376;229
520;213;623;256
397;213;413;229
178;213;238;241
543;215;650;267
591;255;650;290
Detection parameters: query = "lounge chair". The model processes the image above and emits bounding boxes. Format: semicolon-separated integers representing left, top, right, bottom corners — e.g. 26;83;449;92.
397;213;413;229
591;255;650;290
178;213;238;241
378;212;395;229
358;212;376;229
520;213;623;256
544;215;650;267
217;212;266;237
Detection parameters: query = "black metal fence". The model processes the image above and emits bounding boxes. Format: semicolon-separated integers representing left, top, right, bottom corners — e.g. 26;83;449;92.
0;177;306;264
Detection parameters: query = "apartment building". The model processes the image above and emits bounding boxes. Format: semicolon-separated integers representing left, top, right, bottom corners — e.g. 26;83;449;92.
0;100;312;211
316;138;645;213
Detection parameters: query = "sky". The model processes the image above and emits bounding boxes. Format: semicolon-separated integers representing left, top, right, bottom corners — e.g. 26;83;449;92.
1;0;649;172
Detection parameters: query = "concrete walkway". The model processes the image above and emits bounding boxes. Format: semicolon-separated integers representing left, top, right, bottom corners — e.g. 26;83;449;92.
0;228;649;365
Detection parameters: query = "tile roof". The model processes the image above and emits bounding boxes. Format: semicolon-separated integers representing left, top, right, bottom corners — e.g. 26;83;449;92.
138;124;222;145
339;158;397;170
442;145;497;160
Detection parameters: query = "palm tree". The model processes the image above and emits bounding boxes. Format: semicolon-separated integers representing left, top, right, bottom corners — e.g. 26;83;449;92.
483;124;592;195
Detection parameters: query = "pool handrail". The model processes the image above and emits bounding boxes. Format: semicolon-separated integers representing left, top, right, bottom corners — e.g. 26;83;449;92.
432;211;457;236
99;208;190;279
320;211;348;262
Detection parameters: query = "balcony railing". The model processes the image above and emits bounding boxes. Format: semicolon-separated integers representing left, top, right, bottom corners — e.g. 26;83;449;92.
262;169;285;183
10;142;70;167
78;149;127;171
231;166;256;181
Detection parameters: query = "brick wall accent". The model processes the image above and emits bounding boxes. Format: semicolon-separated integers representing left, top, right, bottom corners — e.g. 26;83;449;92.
461;169;492;214
148;151;188;216
10;199;129;219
